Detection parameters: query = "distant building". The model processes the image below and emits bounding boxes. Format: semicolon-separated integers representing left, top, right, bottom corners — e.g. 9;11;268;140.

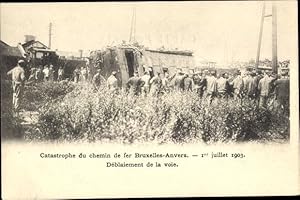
22;39;50;51
21;38;58;68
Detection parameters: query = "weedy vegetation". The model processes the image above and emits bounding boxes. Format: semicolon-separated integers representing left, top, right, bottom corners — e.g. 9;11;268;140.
2;81;288;144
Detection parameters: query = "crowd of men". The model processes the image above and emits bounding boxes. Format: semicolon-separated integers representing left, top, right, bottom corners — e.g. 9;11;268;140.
27;64;56;82
6;59;290;116
27;64;91;83
93;67;290;115
5;60;90;116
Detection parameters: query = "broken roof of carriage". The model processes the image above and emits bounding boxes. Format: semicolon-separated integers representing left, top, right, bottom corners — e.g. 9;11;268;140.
0;40;23;57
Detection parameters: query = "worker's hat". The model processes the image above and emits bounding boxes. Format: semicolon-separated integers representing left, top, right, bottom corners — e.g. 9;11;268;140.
112;71;117;75
210;70;216;75
18;59;25;64
281;71;288;76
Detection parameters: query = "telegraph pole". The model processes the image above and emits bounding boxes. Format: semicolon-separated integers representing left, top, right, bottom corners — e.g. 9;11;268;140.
255;2;265;69
129;7;136;44
255;2;278;73
272;3;278;74
49;22;52;49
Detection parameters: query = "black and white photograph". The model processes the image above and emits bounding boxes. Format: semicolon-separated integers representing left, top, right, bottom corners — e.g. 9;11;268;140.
1;1;294;144
1;1;299;198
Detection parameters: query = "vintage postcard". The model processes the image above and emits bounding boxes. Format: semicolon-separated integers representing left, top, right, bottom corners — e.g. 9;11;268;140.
1;1;299;198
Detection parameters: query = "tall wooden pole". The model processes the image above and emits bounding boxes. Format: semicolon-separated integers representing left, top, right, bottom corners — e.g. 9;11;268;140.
49;22;52;49
255;2;265;69
129;7;136;44
272;3;278;74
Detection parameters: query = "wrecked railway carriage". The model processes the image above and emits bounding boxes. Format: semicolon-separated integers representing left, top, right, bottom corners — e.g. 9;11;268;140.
89;45;195;87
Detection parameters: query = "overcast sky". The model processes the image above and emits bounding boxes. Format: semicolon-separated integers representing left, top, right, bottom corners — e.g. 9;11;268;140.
0;1;298;64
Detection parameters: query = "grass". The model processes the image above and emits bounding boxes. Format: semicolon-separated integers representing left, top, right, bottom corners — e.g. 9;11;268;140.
8;81;289;144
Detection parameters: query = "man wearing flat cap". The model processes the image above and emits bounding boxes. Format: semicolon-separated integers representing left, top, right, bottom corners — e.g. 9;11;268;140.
7;59;26;115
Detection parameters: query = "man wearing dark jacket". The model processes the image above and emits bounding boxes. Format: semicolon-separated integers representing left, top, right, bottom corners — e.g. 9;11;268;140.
274;71;289;115
183;73;194;92
174;70;185;91
193;72;206;98
92;68;106;90
126;72;144;96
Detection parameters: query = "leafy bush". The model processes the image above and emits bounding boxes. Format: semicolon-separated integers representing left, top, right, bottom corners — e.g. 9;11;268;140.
27;84;289;144
22;81;75;111
1;79;23;139
1;80;75;140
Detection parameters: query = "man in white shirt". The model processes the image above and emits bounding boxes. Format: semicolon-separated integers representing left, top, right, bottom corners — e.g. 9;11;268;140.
205;71;218;104
43;65;50;81
107;71;119;93
141;71;151;96
57;66;64;81
7;60;26;115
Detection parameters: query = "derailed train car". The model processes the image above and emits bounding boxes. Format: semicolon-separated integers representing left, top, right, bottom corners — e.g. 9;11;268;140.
89;44;195;87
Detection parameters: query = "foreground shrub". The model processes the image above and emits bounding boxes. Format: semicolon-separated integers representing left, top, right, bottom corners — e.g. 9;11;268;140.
1;79;23;139
27;84;289;144
22;81;75;111
2;80;75;140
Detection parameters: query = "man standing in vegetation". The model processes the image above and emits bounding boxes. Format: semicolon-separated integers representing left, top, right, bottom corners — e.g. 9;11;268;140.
216;73;229;99
57;66;64;81
183;73;194;92
126;71;144;96
258;72;272;108
43;65;50;81
149;72;163;96
49;65;54;82
244;72;256;100
254;70;263;100
162;72;171;94
107;71;119;93
92;68;106;90
196;71;207;99
7;59;26;116
28;66;36;82
81;66;87;82
174;69;185;91
205;70;218;104
73;67;80;83
35;65;44;82
274;71;290;115
141;71;151;96
231;70;244;100
192;72;201;95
